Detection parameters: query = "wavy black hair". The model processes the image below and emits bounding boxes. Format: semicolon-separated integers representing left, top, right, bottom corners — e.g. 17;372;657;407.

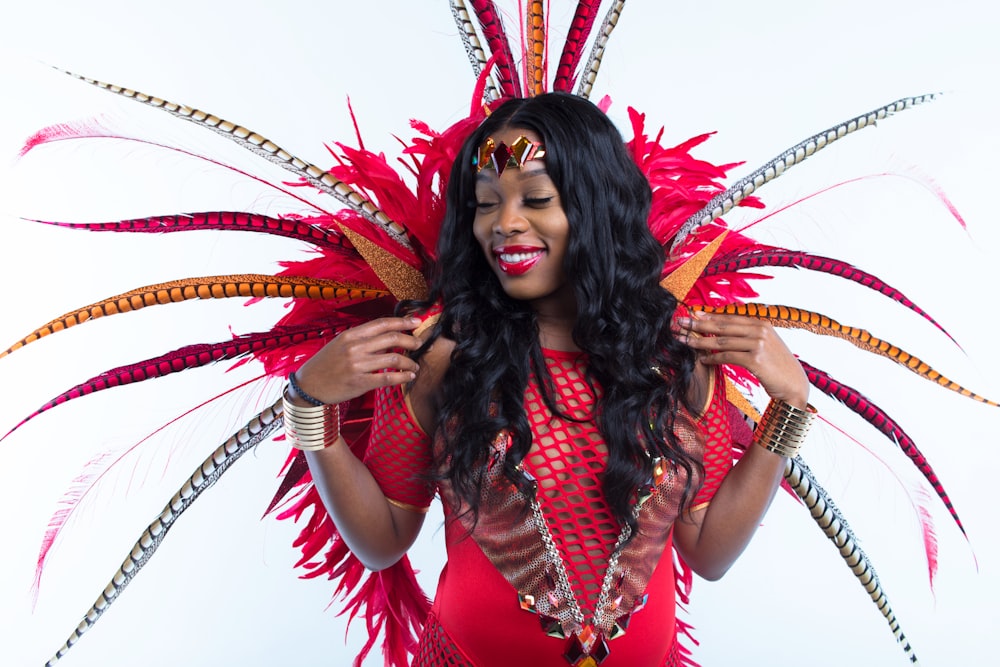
412;92;699;535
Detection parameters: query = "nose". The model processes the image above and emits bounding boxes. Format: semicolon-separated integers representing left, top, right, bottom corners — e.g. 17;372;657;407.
494;201;527;236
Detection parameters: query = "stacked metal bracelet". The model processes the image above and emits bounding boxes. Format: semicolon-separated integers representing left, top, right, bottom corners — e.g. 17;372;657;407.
282;373;341;452
753;399;817;458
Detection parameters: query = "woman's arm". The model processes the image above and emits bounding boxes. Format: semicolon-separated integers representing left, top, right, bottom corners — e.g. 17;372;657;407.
289;316;443;571
672;311;810;581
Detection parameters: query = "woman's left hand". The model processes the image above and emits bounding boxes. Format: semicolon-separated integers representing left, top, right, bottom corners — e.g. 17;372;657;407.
676;311;810;408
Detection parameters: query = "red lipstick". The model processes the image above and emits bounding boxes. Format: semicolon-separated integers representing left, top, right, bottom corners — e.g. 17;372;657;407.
494;245;544;276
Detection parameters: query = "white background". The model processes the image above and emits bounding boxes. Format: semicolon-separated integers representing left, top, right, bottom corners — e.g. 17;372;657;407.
0;1;997;666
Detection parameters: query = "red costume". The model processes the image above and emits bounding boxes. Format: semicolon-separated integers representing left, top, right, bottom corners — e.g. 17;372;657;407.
7;4;987;667
366;348;739;666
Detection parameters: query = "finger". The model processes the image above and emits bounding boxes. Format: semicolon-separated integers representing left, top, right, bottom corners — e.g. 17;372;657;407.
686;312;763;337
696;349;755;367
340;316;423;343
352;351;422;376
357;369;420;391
359;329;426;354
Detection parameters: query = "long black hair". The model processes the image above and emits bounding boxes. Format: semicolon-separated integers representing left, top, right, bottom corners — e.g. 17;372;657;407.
413;92;699;534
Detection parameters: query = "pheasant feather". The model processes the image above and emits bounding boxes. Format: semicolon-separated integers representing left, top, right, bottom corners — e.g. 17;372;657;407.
58;70;410;249
30;212;355;250
42;401;284;667
784;456;920;665
553;0;601;92
670;94;939;251
574;0;624;99
0;276;385;360
469;0;522;97
2;324;336;441
523;0;546;96
703;246;955;343
695;303;998;407
449;0;500;101
802;360;963;539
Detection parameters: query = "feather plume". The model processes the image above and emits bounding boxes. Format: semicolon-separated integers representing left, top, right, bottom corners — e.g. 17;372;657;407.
56;70;409;248
0;276;384;360
695;303;999;407
574;0;624;99
449;0;500;100
41;402;283;667
670;94;940;251
784;456;920;665
703;246;956;344
802;360;963;539
553;0;601;92
522;0;547;96
468;0;522;97
2;324;336;441
29;212;355;250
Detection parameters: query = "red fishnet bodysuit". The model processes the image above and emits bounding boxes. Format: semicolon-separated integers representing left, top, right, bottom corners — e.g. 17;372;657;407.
364;349;735;667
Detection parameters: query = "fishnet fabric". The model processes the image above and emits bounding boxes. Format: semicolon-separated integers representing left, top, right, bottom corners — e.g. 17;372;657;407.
412;613;475;667
523;351;618;617
364;383;435;509
691;367;733;507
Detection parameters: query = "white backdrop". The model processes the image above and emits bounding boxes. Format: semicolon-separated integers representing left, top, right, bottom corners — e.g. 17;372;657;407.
1;2;997;666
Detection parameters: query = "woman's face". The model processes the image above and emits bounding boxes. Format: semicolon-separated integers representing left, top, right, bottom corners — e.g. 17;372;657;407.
472;127;573;312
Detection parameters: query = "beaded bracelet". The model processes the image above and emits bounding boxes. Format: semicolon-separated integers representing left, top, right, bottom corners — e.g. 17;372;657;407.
282;384;342;451
754;399;817;458
287;371;326;407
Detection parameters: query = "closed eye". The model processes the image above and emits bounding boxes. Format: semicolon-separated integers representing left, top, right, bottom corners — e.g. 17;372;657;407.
524;197;554;207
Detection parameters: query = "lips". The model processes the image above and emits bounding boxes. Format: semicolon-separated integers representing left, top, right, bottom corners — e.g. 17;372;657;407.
494;245;544;276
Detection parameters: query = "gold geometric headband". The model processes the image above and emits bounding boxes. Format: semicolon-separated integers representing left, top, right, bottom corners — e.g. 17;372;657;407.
474;135;546;176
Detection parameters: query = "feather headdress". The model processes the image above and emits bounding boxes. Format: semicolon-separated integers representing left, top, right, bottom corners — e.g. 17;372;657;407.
1;2;993;666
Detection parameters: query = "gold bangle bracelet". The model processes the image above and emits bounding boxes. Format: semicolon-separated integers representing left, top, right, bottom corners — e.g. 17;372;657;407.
753;399;817;458
282;385;341;451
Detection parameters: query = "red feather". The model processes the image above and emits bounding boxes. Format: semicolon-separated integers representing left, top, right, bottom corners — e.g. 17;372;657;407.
553;1;601;92
705;246;957;345
29;212;354;250
802;360;964;542
469;0;522;97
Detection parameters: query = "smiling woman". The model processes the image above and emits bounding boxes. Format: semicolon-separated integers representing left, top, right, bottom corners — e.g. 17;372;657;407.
0;2;998;667
473;130;572;307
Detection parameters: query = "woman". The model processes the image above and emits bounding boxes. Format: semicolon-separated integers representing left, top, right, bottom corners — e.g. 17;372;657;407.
281;92;813;665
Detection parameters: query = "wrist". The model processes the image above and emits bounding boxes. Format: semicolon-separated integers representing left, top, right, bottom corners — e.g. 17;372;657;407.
754;398;817;458
282;376;347;451
288;370;327;407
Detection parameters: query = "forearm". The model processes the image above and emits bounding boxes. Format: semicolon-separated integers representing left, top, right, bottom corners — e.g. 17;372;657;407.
304;441;423;571
675;313;813;580
675;443;786;580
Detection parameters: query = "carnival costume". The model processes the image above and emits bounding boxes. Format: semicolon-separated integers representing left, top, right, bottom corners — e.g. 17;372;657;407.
3;2;993;666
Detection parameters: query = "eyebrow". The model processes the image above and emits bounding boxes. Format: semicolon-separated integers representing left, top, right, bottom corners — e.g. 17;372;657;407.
475;165;550;183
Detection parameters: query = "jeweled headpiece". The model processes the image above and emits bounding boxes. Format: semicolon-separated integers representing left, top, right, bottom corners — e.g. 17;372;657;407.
474;135;546;176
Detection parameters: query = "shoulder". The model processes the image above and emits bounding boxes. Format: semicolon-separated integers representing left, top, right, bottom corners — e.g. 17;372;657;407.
407;311;453;434
685;359;713;419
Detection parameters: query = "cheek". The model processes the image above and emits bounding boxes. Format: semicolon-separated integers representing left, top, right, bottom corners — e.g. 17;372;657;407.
543;215;571;253
472;215;492;253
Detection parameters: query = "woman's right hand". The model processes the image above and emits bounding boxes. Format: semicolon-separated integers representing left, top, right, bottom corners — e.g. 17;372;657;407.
290;316;425;405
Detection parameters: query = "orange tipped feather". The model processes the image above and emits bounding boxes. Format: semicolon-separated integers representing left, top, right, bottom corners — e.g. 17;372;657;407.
0;275;386;359
695;303;999;407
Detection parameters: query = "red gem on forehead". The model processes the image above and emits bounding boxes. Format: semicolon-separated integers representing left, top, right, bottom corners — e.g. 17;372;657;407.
475;135;546;176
